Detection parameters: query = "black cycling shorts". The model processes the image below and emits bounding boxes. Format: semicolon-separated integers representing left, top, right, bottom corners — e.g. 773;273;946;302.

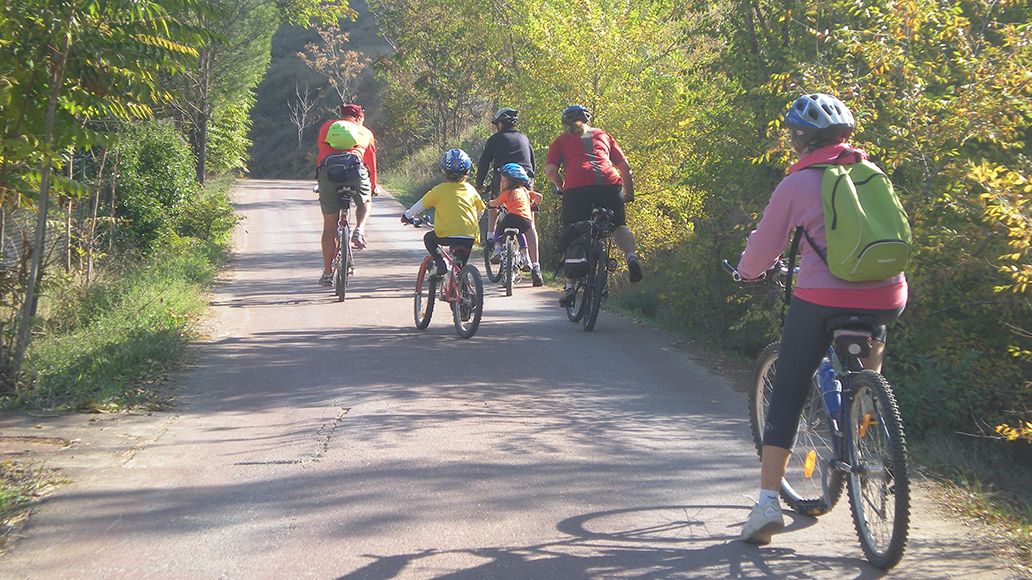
560;184;626;227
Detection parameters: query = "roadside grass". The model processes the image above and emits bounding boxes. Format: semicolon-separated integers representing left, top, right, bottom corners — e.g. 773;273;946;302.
0;460;61;552
10;237;220;412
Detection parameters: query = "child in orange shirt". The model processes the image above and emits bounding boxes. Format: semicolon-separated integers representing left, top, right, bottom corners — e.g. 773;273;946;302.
488;163;543;286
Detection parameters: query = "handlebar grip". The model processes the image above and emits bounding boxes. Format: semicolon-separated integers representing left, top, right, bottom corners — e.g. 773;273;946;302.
721;260;742;282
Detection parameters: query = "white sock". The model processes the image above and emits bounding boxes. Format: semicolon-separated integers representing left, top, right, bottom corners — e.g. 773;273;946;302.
532;262;540;271
759;489;780;504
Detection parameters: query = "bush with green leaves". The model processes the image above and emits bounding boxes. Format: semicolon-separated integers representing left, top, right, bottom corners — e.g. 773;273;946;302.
113;120;200;252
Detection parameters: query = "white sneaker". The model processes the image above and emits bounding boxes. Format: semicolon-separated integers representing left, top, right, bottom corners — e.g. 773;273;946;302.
741;496;785;545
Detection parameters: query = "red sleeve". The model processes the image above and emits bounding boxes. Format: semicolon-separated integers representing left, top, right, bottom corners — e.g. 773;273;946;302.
364;135;377;190
607;134;627;167
546;137;565;167
316;120;335;166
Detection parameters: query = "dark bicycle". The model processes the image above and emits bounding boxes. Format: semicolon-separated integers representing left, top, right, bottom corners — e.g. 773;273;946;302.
566;207;615;331
332;186;357;302
313;183;356;302
723;258;910;570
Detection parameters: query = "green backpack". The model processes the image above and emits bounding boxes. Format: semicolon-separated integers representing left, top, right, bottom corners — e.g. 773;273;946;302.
804;155;912;282
325;120;360;151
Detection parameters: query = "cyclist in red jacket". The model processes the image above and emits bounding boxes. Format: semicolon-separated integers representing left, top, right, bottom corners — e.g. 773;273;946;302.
545;105;643;307
315;104;378;287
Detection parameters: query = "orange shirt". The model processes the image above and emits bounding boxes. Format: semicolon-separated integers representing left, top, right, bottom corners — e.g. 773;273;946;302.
494;186;534;221
316;116;377;189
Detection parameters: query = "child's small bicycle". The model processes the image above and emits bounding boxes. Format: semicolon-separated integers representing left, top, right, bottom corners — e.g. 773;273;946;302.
404;216;485;339
723;258;910;570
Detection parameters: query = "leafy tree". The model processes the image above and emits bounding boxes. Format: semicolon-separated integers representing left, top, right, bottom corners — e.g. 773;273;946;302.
299;24;371;105
0;0;207;377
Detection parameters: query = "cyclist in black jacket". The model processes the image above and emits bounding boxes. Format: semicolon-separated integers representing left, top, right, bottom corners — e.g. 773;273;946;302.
476;108;536;258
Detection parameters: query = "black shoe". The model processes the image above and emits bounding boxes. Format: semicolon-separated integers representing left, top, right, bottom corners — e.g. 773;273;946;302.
531;270;544;287
559;287;577;307
627;256;643;283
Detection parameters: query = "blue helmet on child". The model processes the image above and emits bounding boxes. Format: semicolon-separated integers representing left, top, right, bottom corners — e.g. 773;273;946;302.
499;163;529;183
440;149;472;173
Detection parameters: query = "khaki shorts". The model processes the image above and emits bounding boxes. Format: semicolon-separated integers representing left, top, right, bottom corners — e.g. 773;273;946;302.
317;166;372;215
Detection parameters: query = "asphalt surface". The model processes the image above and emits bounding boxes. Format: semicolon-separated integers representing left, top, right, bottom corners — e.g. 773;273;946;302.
0;179;1026;579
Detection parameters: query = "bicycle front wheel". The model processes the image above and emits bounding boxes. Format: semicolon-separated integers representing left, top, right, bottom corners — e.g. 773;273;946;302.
749;345;844;516
334;224;351;302
414;257;435;329
503;236;516;296
453;265;484;338
582;246;607;331
847;370;909;570
484;241;502;283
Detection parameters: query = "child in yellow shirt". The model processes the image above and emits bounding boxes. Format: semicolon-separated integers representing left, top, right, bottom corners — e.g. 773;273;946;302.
402;149;486;276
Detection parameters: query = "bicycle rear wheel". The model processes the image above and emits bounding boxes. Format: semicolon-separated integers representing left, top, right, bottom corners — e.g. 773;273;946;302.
453;265;484;338
484;240;502;283
414;257;435;329
847;370;909;570
566;279;587;322
749;345;845;516
335;223;351;302
582;246;607;331
503;236;516;296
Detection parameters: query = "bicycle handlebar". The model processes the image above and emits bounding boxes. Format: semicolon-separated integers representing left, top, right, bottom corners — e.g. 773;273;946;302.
401;214;432;228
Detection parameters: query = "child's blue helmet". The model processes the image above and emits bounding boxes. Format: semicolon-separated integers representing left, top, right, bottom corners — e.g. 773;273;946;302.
440;149;472;173
499;163;530;183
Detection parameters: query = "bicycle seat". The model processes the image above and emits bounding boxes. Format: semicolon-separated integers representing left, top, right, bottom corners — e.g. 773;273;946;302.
449;247;471;260
824;313;880;333
825;313;880;358
502;227;520;236
591;207;615;220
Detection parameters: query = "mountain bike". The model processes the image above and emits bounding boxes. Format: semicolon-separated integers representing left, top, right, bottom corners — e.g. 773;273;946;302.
565;208;615;331
405;217;485;339
723;258;910;570
314;184;356;302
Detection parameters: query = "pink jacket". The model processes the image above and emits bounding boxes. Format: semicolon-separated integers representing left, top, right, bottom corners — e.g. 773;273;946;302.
737;143;907;310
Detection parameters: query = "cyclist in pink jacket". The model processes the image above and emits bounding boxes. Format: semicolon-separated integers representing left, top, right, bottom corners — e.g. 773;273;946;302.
737;94;907;544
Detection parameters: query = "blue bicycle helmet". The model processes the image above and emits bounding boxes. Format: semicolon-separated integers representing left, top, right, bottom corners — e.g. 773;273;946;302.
499;163;530;183
784;94;855;152
561;104;591;124
440;148;472;174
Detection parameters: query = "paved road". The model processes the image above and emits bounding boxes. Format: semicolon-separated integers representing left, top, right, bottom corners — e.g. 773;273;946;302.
0;179;1025;579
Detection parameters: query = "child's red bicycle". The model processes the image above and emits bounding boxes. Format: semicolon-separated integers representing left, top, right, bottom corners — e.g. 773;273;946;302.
404;216;484;339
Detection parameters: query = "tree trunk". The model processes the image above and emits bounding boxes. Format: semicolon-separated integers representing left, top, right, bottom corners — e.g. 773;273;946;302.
14;19;73;376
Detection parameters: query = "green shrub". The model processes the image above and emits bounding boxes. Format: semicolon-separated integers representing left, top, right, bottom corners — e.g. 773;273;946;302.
112;120;199;252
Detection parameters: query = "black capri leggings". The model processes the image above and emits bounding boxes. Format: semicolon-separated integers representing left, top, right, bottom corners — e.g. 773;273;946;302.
763;297;904;450
423;231;474;268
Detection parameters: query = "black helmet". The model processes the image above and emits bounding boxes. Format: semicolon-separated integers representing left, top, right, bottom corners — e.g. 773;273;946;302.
784;94;855;152
561;104;591;124
492;108;518;127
